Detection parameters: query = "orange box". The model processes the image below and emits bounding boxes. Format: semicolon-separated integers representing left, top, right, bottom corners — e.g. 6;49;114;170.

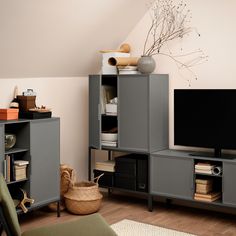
0;109;19;120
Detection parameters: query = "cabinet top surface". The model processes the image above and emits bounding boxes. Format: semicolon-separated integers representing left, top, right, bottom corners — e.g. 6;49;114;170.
152;149;236;163
0;117;59;125
89;74;169;77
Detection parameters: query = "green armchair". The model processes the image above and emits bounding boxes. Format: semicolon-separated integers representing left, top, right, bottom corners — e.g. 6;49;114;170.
0;175;117;236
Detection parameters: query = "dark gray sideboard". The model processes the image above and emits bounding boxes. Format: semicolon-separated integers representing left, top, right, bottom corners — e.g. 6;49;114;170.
0;118;60;215
150;149;236;211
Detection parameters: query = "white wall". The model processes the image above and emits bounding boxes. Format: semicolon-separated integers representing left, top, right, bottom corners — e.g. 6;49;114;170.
0;77;89;178
0;0;147;77
124;0;236;150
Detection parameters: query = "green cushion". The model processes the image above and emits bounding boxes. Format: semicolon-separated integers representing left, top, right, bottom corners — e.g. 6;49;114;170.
0;174;21;236
22;213;117;236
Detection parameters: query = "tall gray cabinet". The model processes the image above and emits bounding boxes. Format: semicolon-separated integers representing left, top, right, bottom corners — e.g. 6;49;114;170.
0;118;60;215
89;74;169;152
89;74;169;209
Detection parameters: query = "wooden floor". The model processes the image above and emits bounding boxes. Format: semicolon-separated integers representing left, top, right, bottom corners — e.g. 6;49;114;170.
19;193;236;236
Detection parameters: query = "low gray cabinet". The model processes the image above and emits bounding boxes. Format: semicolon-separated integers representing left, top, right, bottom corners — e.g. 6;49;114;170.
150;154;194;199
30;118;60;207
223;162;236;206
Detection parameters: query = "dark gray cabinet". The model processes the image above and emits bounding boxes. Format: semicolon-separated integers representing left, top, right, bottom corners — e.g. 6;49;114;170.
151;149;236;211
223;162;236;206
89;74;169;210
150;154;194;199
89;74;169;153
89;75;101;149
30;118;60;207
0;124;4;173
0;118;60;213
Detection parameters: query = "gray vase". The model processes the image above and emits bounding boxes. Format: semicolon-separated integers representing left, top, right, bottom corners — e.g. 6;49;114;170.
137;55;156;74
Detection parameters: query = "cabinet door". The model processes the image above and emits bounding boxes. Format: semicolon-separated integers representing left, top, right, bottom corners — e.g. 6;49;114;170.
30;119;60;206
223;162;236;206
0;124;4;174
89;75;101;149
118;75;148;152
150;155;194;199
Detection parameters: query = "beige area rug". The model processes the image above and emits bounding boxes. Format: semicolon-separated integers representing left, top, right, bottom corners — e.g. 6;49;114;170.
111;219;196;236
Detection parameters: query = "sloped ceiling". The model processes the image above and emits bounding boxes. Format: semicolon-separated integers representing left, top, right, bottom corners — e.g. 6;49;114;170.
0;0;147;77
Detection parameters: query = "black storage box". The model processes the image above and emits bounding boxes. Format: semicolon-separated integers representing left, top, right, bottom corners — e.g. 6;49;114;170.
114;154;148;192
115;173;136;190
19;111;52;119
136;158;148;192
115;156;136;176
93;170;114;187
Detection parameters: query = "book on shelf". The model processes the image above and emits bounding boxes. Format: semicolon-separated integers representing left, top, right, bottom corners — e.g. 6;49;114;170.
100;86;116;114
95;160;115;172
117;66;140;75
194;192;221;200
195;169;213;174
195;179;213;185
6;155;11;182
195;166;215;171
196;183;213;194
14;160;29;166
194;195;221;202
15;172;27;181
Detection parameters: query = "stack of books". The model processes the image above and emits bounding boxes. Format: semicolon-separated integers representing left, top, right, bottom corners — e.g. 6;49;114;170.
3;156;29;182
194;192;221;202
3;154;17;182
194;178;221;202
95;160;115;172
14;160;29;181
195;178;213;194
117;66;141;74
195;162;215;175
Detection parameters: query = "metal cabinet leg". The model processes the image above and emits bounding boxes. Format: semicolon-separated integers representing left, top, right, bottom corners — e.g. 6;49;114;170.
148;195;153;212
88;147;92;181
57;201;61;217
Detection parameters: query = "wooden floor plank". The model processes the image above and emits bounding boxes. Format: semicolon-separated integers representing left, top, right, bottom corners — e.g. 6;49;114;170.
18;193;236;236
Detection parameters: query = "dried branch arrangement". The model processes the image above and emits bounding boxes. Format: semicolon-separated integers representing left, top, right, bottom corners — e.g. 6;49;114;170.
143;0;208;84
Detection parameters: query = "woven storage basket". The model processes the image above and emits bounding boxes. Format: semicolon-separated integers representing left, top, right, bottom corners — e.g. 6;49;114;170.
64;174;103;215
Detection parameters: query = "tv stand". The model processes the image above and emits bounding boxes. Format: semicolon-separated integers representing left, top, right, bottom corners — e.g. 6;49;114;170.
150;149;236;212
189;151;235;160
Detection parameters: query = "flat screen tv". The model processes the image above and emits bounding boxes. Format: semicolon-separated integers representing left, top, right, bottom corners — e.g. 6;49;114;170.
174;89;236;157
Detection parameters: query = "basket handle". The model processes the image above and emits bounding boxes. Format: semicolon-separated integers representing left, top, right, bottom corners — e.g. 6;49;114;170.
94;173;104;184
62;169;76;187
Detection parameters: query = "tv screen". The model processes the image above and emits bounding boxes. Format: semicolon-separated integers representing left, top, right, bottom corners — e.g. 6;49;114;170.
174;89;236;155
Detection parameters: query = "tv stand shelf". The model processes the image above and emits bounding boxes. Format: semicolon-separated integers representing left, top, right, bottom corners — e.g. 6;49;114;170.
150;149;236;211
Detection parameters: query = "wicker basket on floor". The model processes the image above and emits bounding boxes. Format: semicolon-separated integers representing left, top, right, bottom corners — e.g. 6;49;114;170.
64;174;103;215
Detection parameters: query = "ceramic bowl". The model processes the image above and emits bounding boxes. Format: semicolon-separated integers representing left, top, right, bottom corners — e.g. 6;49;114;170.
101;133;118;142
5;133;16;150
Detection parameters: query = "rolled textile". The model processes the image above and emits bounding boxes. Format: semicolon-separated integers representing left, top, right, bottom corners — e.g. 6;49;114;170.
108;57;139;66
